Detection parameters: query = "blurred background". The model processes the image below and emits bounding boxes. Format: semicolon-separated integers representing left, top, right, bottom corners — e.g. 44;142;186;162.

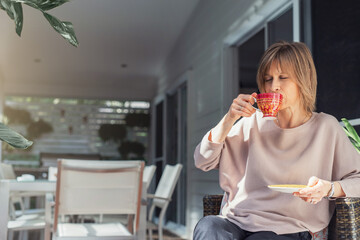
0;0;359;238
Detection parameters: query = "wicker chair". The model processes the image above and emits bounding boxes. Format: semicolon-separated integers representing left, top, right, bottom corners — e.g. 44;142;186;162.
203;195;360;239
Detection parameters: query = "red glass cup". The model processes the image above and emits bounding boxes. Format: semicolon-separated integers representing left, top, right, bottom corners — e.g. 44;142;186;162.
255;93;283;120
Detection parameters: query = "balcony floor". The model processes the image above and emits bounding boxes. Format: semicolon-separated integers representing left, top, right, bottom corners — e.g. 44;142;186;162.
15;228;188;240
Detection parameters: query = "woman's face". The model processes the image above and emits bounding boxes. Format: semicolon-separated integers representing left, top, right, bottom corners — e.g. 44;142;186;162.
263;62;301;111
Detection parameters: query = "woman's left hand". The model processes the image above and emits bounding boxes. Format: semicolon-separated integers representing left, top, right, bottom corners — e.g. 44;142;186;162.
293;176;332;204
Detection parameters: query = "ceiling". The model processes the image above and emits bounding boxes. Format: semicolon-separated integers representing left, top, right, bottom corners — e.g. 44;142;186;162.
0;0;199;100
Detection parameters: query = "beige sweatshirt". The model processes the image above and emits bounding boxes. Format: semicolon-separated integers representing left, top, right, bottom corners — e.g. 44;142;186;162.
194;111;360;234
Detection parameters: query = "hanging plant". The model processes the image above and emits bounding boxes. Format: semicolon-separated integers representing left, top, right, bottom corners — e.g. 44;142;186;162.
4;106;32;125
118;140;145;160
0;0;78;47
98;124;127;143
125;113;150;128
27;119;53;139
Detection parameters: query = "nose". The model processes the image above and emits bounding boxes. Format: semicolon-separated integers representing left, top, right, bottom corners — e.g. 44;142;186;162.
271;79;280;92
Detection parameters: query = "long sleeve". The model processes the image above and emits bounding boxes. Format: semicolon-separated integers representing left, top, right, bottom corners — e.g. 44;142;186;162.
194;116;249;172
193;117;250;201
332;118;360;197
194;130;224;171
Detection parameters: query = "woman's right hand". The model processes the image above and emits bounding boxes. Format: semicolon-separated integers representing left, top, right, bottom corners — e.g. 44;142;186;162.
228;92;257;121
211;92;258;143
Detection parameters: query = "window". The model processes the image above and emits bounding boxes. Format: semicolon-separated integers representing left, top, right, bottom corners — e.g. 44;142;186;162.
4;96;150;165
238;29;265;94
237;7;293;94
268;8;293;45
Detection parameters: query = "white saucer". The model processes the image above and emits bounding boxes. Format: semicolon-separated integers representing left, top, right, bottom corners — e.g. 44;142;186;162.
268;184;307;193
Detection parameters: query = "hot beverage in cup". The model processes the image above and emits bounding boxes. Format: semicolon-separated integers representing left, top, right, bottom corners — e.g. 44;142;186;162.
256;93;283;120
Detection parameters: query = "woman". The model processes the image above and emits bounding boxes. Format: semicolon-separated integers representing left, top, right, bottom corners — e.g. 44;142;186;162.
193;41;360;240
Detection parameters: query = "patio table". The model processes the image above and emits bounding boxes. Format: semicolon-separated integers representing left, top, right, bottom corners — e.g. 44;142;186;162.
0;179;56;240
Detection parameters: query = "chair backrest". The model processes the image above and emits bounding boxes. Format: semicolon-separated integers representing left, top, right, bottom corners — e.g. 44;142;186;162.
54;159;144;233
143;165;156;190
153;164;182;207
0;163;16;179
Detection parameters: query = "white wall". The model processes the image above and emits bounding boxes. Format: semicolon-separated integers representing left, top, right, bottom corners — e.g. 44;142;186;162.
156;0;292;237
158;0;254;237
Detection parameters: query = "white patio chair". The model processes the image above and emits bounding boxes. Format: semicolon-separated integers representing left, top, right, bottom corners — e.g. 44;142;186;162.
52;159;144;240
0;163;46;217
0;163;25;217
143;165;156;191
147;163;183;240
47;165;117;226
98;165;156;228
0;163;47;240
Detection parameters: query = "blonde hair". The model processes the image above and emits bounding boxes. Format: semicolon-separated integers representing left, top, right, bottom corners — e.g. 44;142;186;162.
256;41;317;113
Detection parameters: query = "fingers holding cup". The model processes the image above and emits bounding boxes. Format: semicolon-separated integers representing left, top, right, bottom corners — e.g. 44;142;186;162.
229;94;257;119
237;94;257;114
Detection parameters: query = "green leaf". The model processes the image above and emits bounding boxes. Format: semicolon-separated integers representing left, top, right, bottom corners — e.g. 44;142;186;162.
1;0;78;47
1;0;23;36
0;0;15;19
0;122;33;149
43;12;79;47
350;138;357;146
342;118;360;143
14;0;68;11
12;2;23;36
342;118;360;153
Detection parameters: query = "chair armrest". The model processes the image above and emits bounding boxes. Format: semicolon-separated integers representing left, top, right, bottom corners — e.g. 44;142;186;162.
147;194;171;201
331;197;360;239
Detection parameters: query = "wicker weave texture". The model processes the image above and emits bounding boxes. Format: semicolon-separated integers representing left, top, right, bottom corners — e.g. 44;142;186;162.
335;198;360;239
203;194;223;216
